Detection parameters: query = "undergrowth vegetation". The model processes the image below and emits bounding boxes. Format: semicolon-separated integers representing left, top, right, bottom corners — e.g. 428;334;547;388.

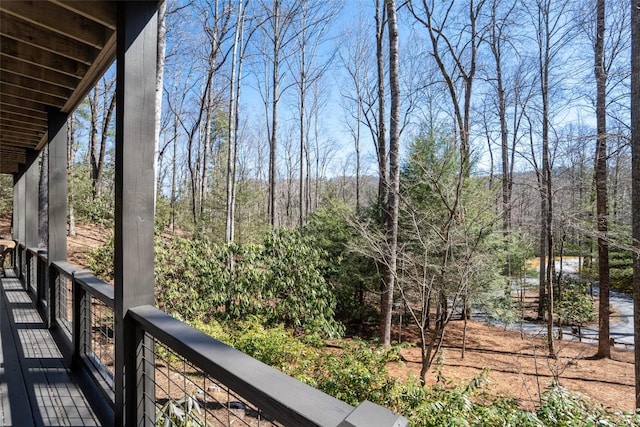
83;202;638;425
186;319;640;426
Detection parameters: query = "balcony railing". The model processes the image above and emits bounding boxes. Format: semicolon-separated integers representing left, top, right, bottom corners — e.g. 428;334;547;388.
13;243;408;427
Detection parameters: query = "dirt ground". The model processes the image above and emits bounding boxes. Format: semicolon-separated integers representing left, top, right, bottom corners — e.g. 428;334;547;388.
388;319;635;413
4;218;635;414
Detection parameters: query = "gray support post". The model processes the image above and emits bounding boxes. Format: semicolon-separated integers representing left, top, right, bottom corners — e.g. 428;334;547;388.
47;110;67;263
48;110;68;326
12;175;19;242
24;152;38;250
113;2;158;425
18;152;38;286
25;152;39;294
12;174;21;269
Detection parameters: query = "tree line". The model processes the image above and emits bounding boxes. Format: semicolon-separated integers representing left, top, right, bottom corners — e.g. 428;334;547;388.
23;0;640;409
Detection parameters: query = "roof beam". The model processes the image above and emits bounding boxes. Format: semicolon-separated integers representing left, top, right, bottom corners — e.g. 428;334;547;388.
0;134;40;147
0;93;50;113
51;1;117;30
0;54;80;90
0;36;88;78
0;111;48;127
0;12;98;64
0;106;48;122
0;122;46;136
1;69;74;100
0;83;65;109
0;1;109;49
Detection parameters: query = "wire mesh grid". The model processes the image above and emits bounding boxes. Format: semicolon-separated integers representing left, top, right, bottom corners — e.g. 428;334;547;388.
54;272;73;339
20;248;26;282
37;257;49;305
81;295;115;394
28;253;37;294
145;334;283;427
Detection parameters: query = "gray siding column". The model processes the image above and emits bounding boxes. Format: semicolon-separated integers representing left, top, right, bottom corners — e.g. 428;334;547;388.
113;1;158;425
24;152;38;249
47;110;68;263
12;174;21;243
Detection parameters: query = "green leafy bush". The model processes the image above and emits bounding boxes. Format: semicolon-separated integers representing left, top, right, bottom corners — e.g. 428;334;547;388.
155;229;343;336
312;340;400;407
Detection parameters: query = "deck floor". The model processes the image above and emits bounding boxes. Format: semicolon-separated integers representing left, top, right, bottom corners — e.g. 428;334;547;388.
0;271;101;426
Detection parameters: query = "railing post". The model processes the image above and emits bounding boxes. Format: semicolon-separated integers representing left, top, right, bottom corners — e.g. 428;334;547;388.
25;249;33;293
49;264;59;329
37;250;47;311
72;271;92;363
338;401;409;427
126;316;155;425
113;2;159;425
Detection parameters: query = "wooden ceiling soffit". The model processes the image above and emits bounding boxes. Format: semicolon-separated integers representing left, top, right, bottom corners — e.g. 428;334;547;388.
0;105;48;122
1;69;74;100
1;36;89;78
0;164;19;174
1;82;66;108
1;116;46;130
50;1;117;30
0;93;50;113
0;54;80;90
0;2;109;49
0;112;48;128
0;147;27;162
0;128;42;143
0;12;98;64
0;122;46;136
0;134;40;147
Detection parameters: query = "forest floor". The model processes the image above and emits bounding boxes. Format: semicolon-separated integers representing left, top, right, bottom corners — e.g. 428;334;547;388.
387;319;635;413
3;218;634;415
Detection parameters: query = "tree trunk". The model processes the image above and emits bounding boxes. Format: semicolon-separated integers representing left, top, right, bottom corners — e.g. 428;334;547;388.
67;116;76;237
38;146;48;247
538;191;547;320
155;0;167;212
269;0;280;227
89;88;99;198
226;1;244;243
595;0;611;359
298;21;306;227
380;0;400;347
630;0;640;409
97;89;116;198
375;0;387;216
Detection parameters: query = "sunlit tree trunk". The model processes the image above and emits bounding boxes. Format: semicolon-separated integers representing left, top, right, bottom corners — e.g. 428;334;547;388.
380;0;399;347
67;116;76;237
595;0;611;359
154;0;166;212
630;0;640;409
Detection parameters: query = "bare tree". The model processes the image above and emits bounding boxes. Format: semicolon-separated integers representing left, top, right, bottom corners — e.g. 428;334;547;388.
378;0;400;347
253;0;303;226
288;0;338;226
88;77;115;198
38;146;48;247
225;0;248;243
67;114;77;237
631;0;640;409
408;0;486;176
154;0;167;211
594;0;611;359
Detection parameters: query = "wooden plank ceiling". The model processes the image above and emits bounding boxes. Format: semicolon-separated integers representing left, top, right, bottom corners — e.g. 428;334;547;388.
0;1;116;174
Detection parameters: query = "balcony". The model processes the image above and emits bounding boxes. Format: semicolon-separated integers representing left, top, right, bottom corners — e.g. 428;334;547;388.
0;2;408;426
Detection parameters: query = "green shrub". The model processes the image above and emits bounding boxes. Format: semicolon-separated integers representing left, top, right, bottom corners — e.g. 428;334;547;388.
313;341;400;407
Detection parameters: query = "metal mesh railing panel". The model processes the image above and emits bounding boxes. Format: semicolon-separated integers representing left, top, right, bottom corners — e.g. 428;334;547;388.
54;272;73;339
81;295;115;396
144;334;282;427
